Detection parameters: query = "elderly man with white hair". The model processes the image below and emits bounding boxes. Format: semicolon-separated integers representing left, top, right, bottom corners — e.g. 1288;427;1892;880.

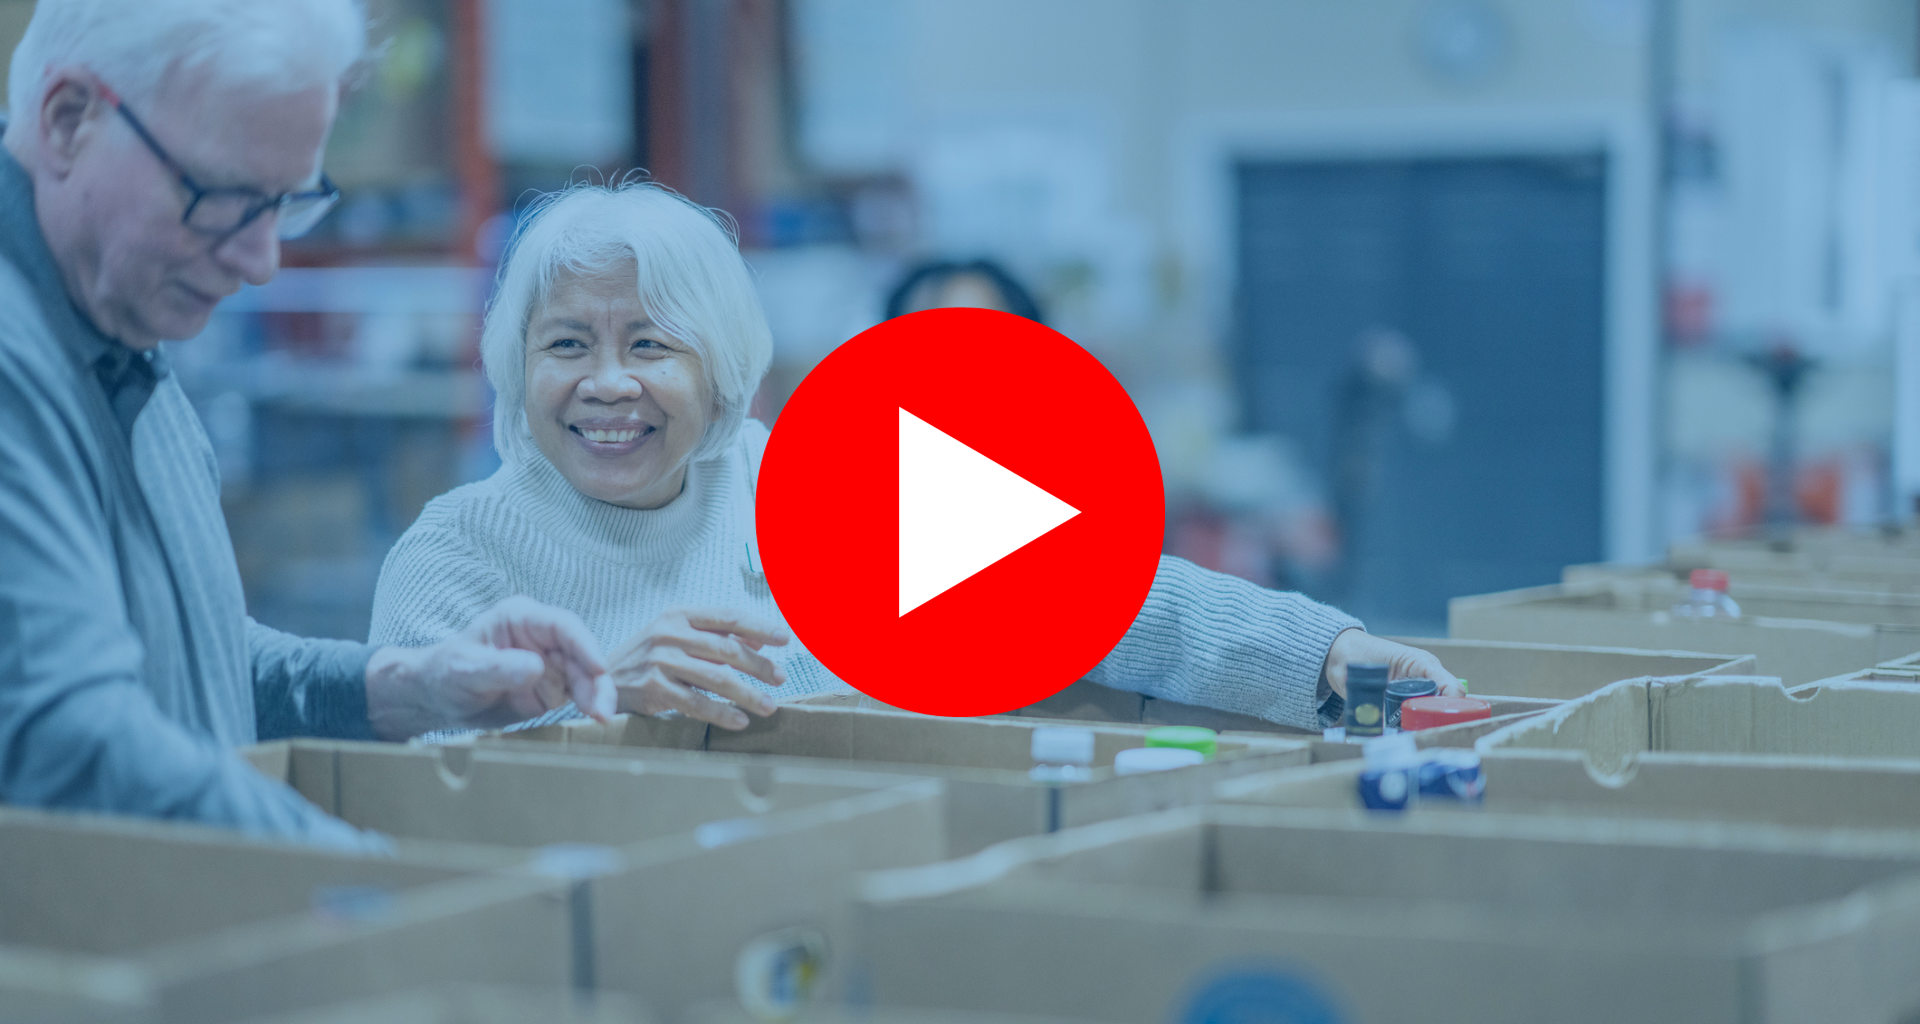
0;0;616;849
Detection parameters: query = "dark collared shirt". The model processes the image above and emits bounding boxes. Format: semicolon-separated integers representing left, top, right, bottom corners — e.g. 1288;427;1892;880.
0;131;376;848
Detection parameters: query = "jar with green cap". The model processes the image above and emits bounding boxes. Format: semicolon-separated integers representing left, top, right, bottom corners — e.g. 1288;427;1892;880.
1144;725;1217;761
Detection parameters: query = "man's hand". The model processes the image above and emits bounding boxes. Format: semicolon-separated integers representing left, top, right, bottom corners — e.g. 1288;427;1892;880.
366;596;614;740
1321;628;1465;699
609;609;789;730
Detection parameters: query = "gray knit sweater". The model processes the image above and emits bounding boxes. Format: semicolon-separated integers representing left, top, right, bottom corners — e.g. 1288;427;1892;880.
371;420;1360;729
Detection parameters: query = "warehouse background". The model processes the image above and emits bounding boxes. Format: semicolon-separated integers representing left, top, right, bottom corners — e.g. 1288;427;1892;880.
2;0;1915;637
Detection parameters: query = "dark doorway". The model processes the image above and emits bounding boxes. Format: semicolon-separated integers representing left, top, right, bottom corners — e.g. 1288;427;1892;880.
1235;154;1608;632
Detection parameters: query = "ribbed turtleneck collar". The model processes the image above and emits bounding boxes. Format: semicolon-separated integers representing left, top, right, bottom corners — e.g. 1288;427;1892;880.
500;450;730;564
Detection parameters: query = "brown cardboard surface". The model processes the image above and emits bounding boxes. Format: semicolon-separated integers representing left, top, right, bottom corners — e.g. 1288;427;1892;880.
482;704;1310;854
1219;746;1920;832
852;805;1920;1024
1450;581;1920;684
1474;674;1920;776
0;808;571;1024
241;739;918;856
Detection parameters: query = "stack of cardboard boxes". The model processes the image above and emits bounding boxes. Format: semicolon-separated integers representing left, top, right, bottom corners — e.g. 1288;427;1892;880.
18;526;1920;1022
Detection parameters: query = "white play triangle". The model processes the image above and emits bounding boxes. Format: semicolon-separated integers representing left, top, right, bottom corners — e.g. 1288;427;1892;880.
898;408;1080;616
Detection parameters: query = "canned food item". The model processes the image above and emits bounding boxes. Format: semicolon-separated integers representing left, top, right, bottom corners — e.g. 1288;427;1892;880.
1342;663;1391;738
1383;678;1438;729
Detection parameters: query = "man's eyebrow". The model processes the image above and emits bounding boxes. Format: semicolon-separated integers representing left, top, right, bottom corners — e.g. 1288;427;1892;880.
630;319;656;332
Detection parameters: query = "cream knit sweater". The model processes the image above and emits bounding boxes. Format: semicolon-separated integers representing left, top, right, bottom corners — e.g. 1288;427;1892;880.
370;421;1362;729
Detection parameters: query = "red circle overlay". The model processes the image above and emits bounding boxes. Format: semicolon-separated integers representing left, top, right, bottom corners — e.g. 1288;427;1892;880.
756;308;1164;716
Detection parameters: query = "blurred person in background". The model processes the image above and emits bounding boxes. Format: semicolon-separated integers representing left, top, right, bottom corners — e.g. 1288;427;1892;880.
0;0;616;851
371;187;1462;733
884;258;1046;324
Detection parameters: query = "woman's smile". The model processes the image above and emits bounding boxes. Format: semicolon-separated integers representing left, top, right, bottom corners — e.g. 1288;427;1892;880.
569;418;658;455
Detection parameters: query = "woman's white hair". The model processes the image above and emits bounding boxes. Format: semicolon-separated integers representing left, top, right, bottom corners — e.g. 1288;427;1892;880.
483;182;773;467
8;0;367;129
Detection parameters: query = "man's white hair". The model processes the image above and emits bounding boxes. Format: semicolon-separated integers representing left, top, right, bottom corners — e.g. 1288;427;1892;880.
8;0;367;129
483;182;774;468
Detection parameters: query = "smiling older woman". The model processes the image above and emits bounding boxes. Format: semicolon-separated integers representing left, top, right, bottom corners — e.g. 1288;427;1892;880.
370;182;1461;731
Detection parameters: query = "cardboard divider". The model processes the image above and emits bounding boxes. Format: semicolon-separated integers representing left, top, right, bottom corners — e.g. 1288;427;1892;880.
0;808;571;1024
1218;746;1920;832
480;704;1311;855
1800;649;1920;689
1450;581;1920;684
1473;674;1920;779
794;639;1750;733
241;739;921;857
851;804;1920;1023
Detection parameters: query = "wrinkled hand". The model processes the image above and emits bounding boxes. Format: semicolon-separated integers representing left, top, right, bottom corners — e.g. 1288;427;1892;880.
1321;628;1465;699
610;609;789;730
366;596;614;740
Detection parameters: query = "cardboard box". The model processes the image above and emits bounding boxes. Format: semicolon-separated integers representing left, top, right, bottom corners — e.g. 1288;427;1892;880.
1218;746;1920;832
1474;674;1920;776
1450;580;1920;684
0;808;573;1024
240;739;922;858
239;739;953;1020
482;704;1310;855
851;804;1920;1024
799;638;1748;729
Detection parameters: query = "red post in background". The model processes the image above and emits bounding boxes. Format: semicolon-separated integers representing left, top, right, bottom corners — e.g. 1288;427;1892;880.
648;0;690;193
450;0;499;265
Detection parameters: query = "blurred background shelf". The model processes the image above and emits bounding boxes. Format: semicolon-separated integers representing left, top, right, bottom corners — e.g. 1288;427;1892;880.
3;0;1918;639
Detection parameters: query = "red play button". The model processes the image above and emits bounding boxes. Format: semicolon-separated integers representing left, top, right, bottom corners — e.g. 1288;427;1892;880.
756;308;1164;717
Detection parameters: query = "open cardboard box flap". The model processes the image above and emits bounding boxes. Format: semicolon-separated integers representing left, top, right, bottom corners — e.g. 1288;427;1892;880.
1473;673;1920;774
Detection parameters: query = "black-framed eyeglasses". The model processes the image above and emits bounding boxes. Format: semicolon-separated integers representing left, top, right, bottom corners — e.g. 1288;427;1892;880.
100;83;339;242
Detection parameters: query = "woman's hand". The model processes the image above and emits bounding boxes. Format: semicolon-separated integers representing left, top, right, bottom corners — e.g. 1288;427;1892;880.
609;609;791;729
1321;628;1465;699
366;595;615;739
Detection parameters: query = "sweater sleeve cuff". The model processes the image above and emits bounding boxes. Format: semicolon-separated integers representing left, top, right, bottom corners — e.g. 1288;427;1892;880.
1250;604;1363;729
251;627;377;742
306;640;377;741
